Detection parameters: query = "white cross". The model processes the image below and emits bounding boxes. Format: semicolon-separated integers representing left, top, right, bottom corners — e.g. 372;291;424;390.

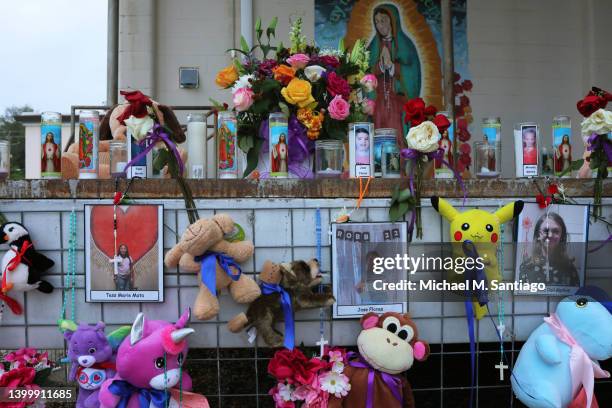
542;262;553;281
496;323;505;339
316;336;329;358
495;361;509;381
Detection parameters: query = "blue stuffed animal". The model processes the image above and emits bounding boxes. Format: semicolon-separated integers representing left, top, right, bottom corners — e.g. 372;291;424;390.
511;291;612;408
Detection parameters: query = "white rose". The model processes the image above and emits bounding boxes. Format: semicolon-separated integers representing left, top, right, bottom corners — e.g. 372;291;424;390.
124;115;155;141
581;109;612;138
405;121;441;153
304;65;326;82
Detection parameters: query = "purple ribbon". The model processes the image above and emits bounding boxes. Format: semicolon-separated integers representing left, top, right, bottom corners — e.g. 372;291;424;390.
401;147;467;234
588;234;612;253
259;115;315;178
123;124;184;176
347;352;403;408
587;132;612;163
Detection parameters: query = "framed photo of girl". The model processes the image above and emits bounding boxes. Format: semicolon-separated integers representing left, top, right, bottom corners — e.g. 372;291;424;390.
85;204;164;302
514;202;589;296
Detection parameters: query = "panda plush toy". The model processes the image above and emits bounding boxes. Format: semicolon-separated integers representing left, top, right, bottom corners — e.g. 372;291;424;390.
0;222;54;316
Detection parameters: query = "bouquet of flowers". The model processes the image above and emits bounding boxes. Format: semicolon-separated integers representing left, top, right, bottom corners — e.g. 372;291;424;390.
267;347;352;408
575;87;612;216
0;348;56;407
215;17;377;177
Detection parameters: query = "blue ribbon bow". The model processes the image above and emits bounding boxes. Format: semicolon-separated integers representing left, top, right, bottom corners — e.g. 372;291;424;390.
108;379;170;408
260;282;295;350
194;251;242;296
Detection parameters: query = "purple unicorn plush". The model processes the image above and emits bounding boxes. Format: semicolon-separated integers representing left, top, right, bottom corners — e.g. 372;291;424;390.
98;308;194;408
65;322;119;408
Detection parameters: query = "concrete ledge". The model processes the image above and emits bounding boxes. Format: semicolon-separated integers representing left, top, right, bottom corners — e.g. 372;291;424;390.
0;178;608;199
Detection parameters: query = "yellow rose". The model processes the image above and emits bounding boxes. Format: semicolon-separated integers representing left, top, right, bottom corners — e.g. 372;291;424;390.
281;78;316;108
215;64;239;88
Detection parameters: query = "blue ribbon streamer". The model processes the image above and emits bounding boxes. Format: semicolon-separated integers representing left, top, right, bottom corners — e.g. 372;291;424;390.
261;282;295;350
108;379;170;408
194;251;242;296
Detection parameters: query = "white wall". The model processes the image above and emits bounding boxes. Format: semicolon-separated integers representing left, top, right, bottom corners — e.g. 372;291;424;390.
116;0;612;177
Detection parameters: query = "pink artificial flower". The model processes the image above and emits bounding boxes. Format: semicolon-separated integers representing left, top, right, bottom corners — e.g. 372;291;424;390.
269;383;296;408
328;95;350;120
232;87;254;112
361;99;376;116
360;74;378;92
287;54;310;70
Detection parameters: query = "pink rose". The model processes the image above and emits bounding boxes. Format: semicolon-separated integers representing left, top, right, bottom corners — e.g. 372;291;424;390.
232;87;254;112
362;99;375;116
328;95;350;120
287;54;310;70
360;74;378;92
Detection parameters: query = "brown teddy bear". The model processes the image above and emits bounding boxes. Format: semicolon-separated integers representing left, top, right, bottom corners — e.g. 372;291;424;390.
61;90;187;179
164;213;261;321
328;312;429;408
227;259;335;348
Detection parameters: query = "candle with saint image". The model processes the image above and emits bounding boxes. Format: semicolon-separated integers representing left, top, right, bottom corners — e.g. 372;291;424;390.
217;111;239;179
40;111;62;179
78;110;99;179
269;112;289;178
552;115;572;178
187;112;207;179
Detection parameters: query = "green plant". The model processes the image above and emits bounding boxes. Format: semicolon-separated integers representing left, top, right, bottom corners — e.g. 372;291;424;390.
388;185;416;222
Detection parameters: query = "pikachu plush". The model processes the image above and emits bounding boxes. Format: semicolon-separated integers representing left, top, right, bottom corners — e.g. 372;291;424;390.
431;197;524;319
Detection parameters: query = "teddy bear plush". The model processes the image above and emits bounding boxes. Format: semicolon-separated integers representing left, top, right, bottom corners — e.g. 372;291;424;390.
328;312;429;408
512;288;612;408
164;214;261;321
61;90;186;179
227;259;335;348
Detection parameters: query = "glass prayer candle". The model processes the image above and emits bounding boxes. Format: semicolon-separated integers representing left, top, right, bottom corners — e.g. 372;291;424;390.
513;122;539;177
41;111;62;179
540;146;554;176
187;113;207;179
78;110;99;179
552;115;572;177
434;111;455;179
373;128;396;177
217;111;239;179
348;122;374;178
315;140;343;178
474;141;500;178
381;143;401;178
109;140;128;178
269;112;289;178
0;140;9;180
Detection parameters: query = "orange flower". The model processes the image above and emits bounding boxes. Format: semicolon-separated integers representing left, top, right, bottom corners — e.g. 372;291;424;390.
215;65;239;88
297;108;324;140
273;65;296;86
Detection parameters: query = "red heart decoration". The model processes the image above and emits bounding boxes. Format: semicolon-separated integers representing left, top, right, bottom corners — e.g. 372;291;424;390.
90;205;159;263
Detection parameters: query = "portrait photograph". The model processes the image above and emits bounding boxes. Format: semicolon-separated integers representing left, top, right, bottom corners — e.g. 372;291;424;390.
85;204;164;302
332;221;408;318
521;125;538;166
349;123;373;177
514;202;588;296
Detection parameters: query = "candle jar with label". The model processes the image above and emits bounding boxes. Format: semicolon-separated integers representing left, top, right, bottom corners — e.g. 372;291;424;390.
41;111;62;179
315;140;343;178
269;112;289;178
514;122;540;177
0;140;9;180
373;128;396;177
552;115;572;177
218;111;239;179
381;143;401;178
78;110;99;179
187;112;207;179
109;140;128;178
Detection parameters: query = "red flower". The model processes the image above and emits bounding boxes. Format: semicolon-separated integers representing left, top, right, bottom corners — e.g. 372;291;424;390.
0;367;39;408
118;90;152;121
459;95;470;107
268;348;326;386
424;105;438;116
319;55;340;68
457;118;468;131
326;72;350;100
113;192;123;205
536;194;552;209
453;72;461;82
454;84;463;94
456;161;466;173
433;114;451;133
459;142;471;154
404;98;426;125
455;105;465;117
577;94;607;117
457;128;470;142
460;153;471;166
462;80;473;92
547;184;559;195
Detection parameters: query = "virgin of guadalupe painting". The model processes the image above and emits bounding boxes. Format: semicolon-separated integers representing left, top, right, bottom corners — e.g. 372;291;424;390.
369;4;421;136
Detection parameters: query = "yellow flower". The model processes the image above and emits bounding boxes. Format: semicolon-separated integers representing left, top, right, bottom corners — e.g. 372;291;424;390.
281;78;316;108
215;64;239;88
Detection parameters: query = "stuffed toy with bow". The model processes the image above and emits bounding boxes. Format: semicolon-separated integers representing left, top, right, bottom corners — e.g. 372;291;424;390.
227;259;334;348
430;197;524;319
0;222;54;318
64;322;129;408
61;90;187;179
512;289;612;408
164;213;260;321
328;312;429;408
98;308;208;408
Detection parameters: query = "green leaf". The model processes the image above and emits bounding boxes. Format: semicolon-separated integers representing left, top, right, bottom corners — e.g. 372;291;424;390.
250;98;271;115
243;138;263;177
338;38;345;53
153;149;171;172
0;212;6;225
259;79;281;94
240;35;250;53
279;102;290;116
398;201;410;218
398;188;413;203
255;17;262;33
559;159;584;176
238;134;255;153
34;367;53;385
389;204;400;222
